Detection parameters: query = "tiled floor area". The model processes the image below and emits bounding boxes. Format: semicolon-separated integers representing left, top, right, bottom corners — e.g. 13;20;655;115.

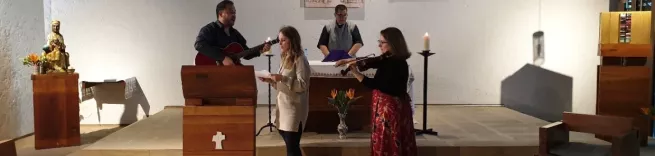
13;105;655;156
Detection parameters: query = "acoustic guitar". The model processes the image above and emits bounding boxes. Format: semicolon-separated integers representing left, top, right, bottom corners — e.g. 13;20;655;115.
195;38;280;66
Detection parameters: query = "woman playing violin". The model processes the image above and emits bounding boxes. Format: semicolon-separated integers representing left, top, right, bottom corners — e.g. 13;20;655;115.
335;27;417;156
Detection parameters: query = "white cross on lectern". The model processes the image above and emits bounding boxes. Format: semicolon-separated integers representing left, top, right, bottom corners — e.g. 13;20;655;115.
212;131;226;150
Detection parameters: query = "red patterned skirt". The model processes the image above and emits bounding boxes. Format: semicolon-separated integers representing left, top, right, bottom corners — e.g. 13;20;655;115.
370;90;417;156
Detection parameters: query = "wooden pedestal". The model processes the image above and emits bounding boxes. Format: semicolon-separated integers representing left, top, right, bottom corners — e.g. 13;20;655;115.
0;139;16;156
31;73;80;149
305;77;372;133
183;106;255;156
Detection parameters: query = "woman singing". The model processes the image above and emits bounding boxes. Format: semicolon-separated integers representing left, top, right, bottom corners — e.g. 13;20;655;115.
259;26;310;156
336;27;417;156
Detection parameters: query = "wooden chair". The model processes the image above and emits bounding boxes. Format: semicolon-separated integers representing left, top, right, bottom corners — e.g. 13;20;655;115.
0;139;17;156
539;112;640;156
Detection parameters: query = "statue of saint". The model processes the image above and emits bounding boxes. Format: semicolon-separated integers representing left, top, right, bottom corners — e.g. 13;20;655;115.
42;20;70;73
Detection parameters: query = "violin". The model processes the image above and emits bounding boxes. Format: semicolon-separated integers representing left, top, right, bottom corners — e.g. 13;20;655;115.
339;52;393;76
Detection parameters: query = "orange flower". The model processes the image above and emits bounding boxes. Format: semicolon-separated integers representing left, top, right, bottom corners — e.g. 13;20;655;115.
346;88;355;99
331;89;337;98
641;108;651;115
28;53;39;63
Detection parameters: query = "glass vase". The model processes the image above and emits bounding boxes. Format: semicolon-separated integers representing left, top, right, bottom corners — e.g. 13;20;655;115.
33;65;39;75
337;113;348;139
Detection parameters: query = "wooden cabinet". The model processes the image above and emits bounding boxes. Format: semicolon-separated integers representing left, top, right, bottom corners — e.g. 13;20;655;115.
31;73;80;149
597;11;652;146
596;66;651;145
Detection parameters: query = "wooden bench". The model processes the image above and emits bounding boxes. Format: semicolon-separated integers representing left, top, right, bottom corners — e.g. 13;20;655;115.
539;112;640;156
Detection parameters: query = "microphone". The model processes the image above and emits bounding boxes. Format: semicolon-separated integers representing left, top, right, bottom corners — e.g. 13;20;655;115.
340;54;376;76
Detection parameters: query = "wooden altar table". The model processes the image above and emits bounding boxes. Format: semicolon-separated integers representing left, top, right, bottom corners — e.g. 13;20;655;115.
303;61;375;133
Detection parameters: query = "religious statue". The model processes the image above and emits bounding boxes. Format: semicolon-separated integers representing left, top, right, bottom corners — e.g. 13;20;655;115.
41;20;71;73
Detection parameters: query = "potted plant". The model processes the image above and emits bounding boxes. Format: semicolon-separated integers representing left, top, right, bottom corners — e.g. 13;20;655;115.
327;88;362;139
21;53;43;74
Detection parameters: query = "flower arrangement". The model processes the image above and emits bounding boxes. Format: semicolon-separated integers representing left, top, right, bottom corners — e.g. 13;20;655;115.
641;107;655;119
21;53;45;74
21;53;42;66
327;88;362;115
328;88;362;139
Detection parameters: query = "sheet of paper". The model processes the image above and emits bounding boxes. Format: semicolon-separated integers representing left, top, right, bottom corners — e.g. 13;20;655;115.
308;60;336;66
255;70;271;78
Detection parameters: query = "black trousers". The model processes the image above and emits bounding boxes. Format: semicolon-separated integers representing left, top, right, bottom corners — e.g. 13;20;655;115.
278;122;303;156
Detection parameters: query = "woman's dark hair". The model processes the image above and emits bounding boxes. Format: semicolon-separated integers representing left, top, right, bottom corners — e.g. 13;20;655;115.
279;26;303;69
380;27;411;60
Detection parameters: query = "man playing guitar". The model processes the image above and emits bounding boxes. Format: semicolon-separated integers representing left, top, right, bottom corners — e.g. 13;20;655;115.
194;0;272;66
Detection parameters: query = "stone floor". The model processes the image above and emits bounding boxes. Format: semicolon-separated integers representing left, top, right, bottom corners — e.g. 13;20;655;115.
13;105;655;156
15;125;124;156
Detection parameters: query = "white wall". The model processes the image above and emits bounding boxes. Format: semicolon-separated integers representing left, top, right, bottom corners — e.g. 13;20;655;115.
0;0;45;139
49;0;608;124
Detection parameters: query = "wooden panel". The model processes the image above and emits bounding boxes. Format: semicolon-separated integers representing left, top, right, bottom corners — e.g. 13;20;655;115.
180;65;257;104
596;66;651;145
183;106;255;155
539;122;568;156
186;99;202;106
632;12;646;44
204;98;255;106
599;11;652;44
600;12;612;44
0;140;16;156
643;12;652;44
599;43;652;57
306;77;372;133
184;151;253;156
634;12;652;44
610;12;620;44
31;73;80;149
562;112;634;136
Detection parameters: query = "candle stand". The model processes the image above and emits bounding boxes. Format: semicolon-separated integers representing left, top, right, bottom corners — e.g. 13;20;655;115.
256;53;277;136
415;50;438;136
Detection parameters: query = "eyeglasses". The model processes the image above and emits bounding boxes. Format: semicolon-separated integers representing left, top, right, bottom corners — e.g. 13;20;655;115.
377;40;388;44
335;13;348;18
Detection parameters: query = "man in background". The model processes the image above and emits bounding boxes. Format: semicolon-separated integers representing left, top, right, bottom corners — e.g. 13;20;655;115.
317;4;363;61
194;0;270;66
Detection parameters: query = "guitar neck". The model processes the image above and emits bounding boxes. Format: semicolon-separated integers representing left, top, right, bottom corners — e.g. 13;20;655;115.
231;43;265;59
231;39;278;59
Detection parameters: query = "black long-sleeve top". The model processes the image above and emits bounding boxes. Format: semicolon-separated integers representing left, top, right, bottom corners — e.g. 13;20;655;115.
194;21;260;65
360;57;409;98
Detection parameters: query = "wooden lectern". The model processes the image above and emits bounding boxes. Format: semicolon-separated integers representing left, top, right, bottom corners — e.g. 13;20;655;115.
180;65;256;156
596;11;652;146
31;73;80;149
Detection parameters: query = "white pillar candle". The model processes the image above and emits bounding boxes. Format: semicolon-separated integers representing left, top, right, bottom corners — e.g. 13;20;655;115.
423;32;430;51
264;37;271;54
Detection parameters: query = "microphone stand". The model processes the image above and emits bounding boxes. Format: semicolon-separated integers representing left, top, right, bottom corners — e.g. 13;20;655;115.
256;53;277;136
415;50;438;136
